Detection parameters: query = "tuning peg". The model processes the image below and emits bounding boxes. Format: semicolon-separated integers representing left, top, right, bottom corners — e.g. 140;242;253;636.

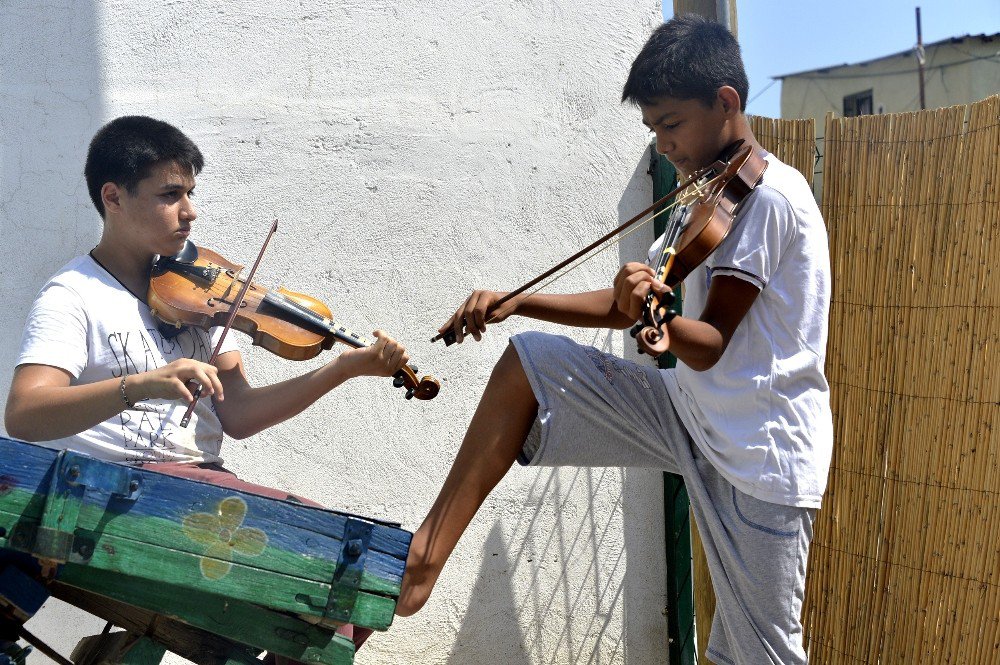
405;388;415;400
393;376;405;388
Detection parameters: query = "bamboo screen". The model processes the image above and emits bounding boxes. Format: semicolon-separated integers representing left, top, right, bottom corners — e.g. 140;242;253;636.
689;115;819;663
802;95;1000;663
750;115;817;187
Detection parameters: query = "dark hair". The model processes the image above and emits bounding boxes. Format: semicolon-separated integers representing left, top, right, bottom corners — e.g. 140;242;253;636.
84;116;204;217
621;15;749;111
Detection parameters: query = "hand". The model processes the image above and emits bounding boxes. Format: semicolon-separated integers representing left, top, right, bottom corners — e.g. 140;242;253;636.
338;331;410;378
131;358;224;404
438;290;510;343
612;262;671;321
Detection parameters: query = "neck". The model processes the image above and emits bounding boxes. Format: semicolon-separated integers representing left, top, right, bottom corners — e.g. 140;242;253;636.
728;114;762;158
91;232;154;300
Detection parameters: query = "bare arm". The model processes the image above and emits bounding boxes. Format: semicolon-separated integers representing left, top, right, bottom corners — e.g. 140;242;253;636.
439;288;634;344
213;331;409;439
613;262;759;370
660;276;759;370
4;359;224;442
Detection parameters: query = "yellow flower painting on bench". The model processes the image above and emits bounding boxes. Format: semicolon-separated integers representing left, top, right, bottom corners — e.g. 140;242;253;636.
182;496;268;580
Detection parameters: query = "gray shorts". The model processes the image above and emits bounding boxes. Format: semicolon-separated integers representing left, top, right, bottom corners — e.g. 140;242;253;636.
511;331;815;665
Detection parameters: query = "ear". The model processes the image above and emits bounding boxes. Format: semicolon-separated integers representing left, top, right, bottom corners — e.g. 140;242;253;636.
101;182;123;213
717;86;742;116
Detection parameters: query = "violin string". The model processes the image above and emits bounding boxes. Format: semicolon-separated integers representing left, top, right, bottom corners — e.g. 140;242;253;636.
652;174;714;276
484;177;714;325
218;268;244;304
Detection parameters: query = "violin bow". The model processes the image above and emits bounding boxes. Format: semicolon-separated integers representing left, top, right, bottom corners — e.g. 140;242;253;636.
431;160;722;345
180;219;279;427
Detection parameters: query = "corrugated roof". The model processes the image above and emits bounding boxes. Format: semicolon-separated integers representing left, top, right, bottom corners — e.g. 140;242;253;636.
774;32;999;79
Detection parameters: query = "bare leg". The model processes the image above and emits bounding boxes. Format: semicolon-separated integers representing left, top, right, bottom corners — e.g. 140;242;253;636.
395;344;538;616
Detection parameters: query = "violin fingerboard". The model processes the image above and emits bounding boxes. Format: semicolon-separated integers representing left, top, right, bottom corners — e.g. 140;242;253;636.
264;291;371;349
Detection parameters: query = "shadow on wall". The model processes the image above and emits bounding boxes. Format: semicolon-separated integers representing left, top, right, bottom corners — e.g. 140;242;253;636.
0;2;110;661
446;524;533;665
446;147;666;664
616;146;670;664
0;0;108;402
447;468;628;665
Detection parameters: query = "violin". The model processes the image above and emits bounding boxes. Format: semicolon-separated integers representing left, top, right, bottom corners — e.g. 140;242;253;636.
630;141;767;356
147;241;440;402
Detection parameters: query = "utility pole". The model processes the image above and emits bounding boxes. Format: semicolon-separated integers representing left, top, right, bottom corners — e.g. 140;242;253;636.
915;6;927;110
674;0;738;37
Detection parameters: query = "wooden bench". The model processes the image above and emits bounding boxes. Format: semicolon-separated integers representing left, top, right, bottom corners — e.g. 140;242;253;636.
0;436;411;664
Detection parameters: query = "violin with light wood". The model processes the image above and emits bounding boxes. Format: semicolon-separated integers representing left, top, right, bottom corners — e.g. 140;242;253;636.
148;239;440;404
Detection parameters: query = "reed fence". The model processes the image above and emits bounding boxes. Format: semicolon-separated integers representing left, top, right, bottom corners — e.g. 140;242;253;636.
691;96;999;664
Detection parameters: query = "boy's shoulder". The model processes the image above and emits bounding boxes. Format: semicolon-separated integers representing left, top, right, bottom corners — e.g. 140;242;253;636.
33;254;120;310
757;154;817;214
44;254;109;291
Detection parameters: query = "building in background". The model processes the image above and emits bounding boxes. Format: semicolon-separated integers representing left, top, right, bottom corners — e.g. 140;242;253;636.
773;32;998;201
778;32;999;120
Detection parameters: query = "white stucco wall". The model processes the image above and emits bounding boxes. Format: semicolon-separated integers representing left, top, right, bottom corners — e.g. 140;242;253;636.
1;2;671;664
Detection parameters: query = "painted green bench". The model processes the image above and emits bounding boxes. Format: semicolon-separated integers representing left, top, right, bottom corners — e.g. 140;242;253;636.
0;436;411;664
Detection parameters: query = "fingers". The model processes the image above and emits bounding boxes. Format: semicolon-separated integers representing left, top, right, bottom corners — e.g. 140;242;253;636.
145;359;222;404
614;269;652;320
180;362;222;403
612;262;654;294
438;290;496;344
436;299;468;344
371;331;410;374
650;280;672;298
463;291;490;342
613;263;672;321
204;364;225;402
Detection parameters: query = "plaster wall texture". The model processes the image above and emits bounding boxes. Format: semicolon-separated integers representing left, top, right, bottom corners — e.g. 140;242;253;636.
1;1;669;663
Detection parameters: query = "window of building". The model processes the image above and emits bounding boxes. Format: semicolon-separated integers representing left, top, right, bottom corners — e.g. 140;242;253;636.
844;89;874;117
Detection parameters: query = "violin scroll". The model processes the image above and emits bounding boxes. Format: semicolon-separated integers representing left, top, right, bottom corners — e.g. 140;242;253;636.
392;365;441;400
629;290;677;356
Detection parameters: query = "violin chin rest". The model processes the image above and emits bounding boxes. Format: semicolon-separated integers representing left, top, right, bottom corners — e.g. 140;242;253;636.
173;239;199;264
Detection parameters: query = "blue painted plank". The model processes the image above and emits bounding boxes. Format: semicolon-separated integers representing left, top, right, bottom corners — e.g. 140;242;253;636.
0;438;409;591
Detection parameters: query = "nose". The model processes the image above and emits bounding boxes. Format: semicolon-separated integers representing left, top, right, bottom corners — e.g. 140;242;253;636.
181;194;197;222
653;130;671;157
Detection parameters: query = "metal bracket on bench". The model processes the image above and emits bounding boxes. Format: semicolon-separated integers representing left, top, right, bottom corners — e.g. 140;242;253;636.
34;452;142;567
323;518;373;623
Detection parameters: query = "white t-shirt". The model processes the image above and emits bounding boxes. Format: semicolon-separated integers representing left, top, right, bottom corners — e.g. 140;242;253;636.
650;154;833;508
15;254;240;465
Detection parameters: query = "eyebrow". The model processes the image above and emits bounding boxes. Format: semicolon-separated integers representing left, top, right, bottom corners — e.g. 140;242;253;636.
158;182;194;192
642;111;676;127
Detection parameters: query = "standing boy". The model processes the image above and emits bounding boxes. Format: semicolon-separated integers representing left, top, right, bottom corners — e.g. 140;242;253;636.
4;114;408;651
396;15;832;665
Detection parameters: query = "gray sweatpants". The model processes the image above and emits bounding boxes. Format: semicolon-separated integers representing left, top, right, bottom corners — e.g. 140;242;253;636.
511;331;815;665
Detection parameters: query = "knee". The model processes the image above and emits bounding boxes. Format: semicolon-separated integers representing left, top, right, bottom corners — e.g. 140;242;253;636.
395;563;432;617
394;592;425;618
492;343;529;388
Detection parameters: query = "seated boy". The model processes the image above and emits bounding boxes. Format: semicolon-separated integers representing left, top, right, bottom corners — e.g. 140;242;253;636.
4;115;407;653
396;15;833;665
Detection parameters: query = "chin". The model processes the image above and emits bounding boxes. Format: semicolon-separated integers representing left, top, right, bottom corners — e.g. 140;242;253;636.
161;239;187;257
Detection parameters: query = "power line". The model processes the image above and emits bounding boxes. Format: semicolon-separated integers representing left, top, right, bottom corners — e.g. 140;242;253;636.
747;78;778;106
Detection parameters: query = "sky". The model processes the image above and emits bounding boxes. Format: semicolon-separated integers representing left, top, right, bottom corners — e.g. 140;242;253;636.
662;0;1000;118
